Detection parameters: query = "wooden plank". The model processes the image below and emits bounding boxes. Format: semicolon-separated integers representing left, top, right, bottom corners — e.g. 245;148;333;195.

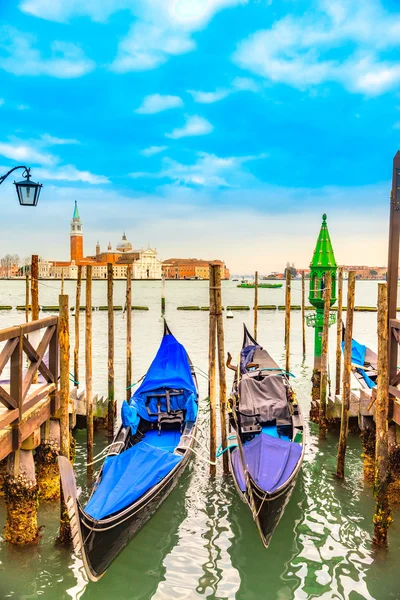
388;385;400;400
0;408;19;429
48;321;59;414
23;383;56;413
0;338;18;378
22;326;55;397
0;317;58;343
0;386;17;409
10;331;22;450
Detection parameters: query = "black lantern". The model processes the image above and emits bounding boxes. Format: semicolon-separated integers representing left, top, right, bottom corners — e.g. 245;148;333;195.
0;165;42;207
14;172;42;207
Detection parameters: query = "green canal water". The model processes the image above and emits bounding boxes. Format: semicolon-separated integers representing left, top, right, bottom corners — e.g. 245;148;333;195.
0;279;399;600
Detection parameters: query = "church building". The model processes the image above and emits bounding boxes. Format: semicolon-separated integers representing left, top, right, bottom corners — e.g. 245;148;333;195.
40;202;162;279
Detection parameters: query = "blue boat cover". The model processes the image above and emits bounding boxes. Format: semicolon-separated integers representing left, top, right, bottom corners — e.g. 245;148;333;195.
85;441;182;520
341;339;376;387
342;338;366;368
232;433;302;494
122;333;198;434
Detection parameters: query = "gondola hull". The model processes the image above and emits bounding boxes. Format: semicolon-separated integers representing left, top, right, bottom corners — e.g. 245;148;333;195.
79;436;195;578
60;421;197;581
228;324;305;548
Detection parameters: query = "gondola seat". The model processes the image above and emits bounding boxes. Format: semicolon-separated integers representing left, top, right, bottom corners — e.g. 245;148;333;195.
145;389;185;432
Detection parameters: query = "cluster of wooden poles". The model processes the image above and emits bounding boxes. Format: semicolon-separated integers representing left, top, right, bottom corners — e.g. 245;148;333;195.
22;258;392;547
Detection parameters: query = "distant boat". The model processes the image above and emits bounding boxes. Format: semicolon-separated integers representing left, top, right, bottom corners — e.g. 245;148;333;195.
237;283;283;289
232;278;239;282
342;324;377;390
226;310;234;319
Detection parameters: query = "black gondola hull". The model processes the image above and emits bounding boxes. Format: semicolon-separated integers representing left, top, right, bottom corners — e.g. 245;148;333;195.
79;450;192;578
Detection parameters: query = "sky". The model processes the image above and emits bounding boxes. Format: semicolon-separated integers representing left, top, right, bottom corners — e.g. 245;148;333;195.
0;0;399;273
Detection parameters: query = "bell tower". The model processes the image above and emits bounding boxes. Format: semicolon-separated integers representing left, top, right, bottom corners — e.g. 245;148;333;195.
70;201;83;263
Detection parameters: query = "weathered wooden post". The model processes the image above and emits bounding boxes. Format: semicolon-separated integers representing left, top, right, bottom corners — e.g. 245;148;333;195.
335;267;344;396
107;263;115;442
25;273;30;323
74;265;82;389
214;263;229;474
254;271;258;340
372;283;391;546
126;265;132;401
31;255;39;322
307;215;337;419
319;271;331;439
161;274;166;314
301;271;306;355
285;269;291;375
336;271;355;479
86;266;93;480
209;264;217;476
386;152;400;449
59;294;71;543
4;450;39;544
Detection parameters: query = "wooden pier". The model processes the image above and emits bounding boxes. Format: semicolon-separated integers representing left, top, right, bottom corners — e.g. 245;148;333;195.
0;316;59;461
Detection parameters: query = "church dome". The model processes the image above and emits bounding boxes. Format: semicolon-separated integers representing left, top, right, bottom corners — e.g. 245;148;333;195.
116;232;132;253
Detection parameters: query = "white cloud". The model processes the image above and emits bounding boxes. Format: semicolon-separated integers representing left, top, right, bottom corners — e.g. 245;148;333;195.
394;122;400;129
34;165;110;184
131;151;267;186
0;27;94;78
165;115;213;139
233;0;400;95
40;134;80;145
187;89;230;103
109;0;247;72
135;94;183;114
19;0;130;22
187;78;258;105
0;99;4;107
17;104;29;110
232;76;259;92
0;141;57;166
0;135;108;184
140;146;168;156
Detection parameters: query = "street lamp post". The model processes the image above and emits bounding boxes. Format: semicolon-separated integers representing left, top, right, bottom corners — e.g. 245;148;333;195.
0;165;42;206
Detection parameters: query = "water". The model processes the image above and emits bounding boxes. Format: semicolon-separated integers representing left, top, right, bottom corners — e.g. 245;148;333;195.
0;279;399;600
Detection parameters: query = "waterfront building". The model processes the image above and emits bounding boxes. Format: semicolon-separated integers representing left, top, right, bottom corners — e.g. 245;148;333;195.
162;258;230;280
42;202;162;279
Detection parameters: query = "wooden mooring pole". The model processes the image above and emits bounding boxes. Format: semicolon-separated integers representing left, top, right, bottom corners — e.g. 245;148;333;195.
86;266;93;480
319;271;331;440
208;264;217;476
373;283;391;546
335;267;343;396
336;271;356;479
59;294;71;543
254;271;258;340
31;255;39;322
301;271;306;355
74;265;82;389
161;274;166;314
25;273;30;323
126;265;132;401
107;263;115;442
285;269;291;375
214;264;229;474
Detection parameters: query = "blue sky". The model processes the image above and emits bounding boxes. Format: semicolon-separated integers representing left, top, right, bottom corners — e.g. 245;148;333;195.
0;0;399;272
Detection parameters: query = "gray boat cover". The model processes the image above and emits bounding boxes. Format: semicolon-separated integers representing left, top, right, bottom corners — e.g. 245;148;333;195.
239;374;290;423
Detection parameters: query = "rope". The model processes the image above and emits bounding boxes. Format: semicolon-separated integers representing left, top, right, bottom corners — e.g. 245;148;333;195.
86;441;125;466
69;373;79;385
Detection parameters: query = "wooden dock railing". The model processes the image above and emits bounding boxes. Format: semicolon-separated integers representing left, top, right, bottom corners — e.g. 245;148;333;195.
0;316;59;454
